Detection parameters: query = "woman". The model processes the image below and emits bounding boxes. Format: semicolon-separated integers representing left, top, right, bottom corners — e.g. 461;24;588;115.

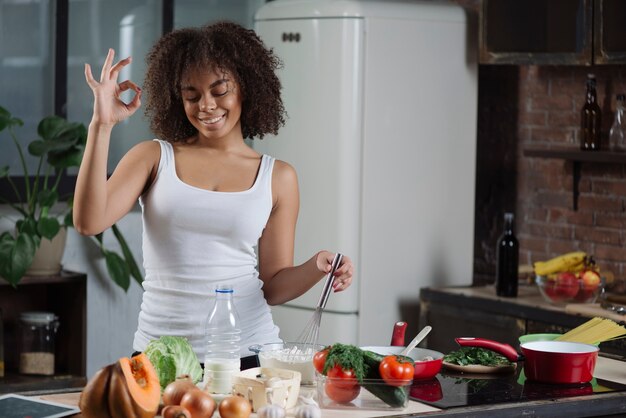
73;22;354;367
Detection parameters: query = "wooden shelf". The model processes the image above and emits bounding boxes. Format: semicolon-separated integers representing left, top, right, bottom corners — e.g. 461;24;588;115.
0;271;86;394
523;147;626;210
0;371;85;395
523;148;626;164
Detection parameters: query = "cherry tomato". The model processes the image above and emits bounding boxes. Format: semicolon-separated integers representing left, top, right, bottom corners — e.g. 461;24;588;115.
379;355;415;386
313;348;329;374
327;364;358;389
324;380;360;403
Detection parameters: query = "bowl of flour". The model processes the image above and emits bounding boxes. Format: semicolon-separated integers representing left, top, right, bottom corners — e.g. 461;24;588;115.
249;342;324;385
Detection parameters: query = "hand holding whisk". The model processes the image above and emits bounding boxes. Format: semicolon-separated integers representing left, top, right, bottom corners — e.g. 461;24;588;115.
294;253;344;355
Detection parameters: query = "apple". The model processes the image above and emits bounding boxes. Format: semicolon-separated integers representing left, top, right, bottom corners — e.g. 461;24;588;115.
555;271;579;299
573;269;601;302
581;269;601;291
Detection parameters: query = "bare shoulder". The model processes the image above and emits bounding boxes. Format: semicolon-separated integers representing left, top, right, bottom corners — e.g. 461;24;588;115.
128;139;161;157
121;140;161;166
272;159;298;186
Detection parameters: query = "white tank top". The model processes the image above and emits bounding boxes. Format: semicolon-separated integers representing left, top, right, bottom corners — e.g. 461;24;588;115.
133;139;281;358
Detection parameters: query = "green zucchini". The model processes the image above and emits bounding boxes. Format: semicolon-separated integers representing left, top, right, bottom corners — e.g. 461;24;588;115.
361;350;410;408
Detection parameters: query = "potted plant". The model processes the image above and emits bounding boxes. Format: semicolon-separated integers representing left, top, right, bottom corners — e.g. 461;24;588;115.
0;105;141;290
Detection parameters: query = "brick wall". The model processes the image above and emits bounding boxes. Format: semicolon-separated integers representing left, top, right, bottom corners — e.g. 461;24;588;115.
516;66;626;292
474;65;626;291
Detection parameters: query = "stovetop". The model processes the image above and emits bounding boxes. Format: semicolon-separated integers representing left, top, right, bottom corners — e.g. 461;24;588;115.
410;364;626;409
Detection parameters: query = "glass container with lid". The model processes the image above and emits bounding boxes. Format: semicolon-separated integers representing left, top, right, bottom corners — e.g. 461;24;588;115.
19;311;59;375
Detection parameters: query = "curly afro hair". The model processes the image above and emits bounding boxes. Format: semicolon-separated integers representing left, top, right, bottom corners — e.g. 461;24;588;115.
143;21;286;141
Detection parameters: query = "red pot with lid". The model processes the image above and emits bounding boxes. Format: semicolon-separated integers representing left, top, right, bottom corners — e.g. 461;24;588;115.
455;337;599;384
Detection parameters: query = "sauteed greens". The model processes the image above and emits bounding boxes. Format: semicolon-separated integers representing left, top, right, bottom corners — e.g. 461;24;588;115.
444;347;513;367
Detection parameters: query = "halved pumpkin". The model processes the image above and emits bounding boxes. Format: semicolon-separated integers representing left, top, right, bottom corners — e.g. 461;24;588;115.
79;353;160;418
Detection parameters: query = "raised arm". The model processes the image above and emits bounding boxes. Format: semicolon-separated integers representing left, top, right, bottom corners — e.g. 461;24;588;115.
258;161;354;305
73;48;153;235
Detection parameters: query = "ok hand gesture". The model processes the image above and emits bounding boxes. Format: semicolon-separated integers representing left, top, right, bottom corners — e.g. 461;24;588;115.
85;48;142;127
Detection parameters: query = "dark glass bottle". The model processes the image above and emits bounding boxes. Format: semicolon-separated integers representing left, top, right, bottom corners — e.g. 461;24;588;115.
496;213;519;297
580;74;602;151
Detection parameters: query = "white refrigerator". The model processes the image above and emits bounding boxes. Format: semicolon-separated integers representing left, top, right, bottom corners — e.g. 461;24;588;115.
253;0;478;347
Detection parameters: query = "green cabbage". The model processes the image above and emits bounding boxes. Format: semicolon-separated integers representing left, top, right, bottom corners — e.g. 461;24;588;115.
144;336;203;390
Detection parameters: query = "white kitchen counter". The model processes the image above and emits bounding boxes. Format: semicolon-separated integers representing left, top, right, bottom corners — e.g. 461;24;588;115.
37;356;626;417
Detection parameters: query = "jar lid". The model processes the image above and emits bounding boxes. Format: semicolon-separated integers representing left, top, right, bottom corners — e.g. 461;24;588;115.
19;311;58;324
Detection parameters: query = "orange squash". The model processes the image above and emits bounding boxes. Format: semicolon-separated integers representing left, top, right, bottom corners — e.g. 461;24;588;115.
79;353;160;418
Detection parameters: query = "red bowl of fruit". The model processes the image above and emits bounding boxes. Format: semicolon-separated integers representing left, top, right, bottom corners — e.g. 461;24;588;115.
536;270;603;305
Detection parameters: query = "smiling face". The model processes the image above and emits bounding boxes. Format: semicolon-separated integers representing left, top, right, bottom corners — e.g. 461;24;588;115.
180;66;243;142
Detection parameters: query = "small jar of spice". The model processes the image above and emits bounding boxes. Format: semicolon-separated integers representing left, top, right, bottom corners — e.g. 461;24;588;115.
19;311;59;376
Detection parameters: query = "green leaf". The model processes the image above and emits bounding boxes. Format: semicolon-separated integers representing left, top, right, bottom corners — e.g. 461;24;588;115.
37;188;59;208
0;165;8;177
112;224;143;285
18;216;38;235
28;138;76;157
47;146;84;169
0;232;36;286
104;250;130;291
37;116;67;140
64;211;74;228
37;216;61;240
0;106;23;132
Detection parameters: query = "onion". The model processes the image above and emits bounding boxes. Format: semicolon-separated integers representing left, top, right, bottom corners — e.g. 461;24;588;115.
162;375;197;406
162;405;192;418
218;394;252;418
180;388;217;418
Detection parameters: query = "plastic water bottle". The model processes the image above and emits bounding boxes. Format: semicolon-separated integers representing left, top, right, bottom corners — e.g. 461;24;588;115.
203;285;241;394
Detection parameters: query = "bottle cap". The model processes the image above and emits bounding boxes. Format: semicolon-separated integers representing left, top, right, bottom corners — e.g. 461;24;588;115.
215;285;234;294
617;93;625;101
587;73;596;79
504;212;514;221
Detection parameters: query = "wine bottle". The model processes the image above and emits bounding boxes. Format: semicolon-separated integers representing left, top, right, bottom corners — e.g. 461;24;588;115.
580;74;602;151
496;213;519;297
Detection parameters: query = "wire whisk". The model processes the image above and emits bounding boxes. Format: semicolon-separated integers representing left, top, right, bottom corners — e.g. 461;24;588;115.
293;253;343;356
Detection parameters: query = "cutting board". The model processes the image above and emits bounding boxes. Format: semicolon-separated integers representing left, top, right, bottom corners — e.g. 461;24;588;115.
565;303;626;322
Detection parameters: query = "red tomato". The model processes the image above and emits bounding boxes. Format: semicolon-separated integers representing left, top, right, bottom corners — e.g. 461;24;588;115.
379;355;415;387
327;364;358;389
313;348;329;374
325;381;360;403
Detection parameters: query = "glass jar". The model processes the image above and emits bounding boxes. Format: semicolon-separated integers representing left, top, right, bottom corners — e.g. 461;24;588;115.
19;311;59;376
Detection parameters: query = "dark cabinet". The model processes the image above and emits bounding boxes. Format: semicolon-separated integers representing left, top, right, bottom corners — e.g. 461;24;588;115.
0;271;87;394
594;0;626;64
419;286;625;358
480;0;626;65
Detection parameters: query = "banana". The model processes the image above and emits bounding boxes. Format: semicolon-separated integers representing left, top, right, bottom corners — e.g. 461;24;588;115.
566;260;587;273
533;251;587;276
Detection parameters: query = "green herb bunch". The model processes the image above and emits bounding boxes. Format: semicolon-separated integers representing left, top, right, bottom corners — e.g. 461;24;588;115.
443;347;513;367
322;343;368;380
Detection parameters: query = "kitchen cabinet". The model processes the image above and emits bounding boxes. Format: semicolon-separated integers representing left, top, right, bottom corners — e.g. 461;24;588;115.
0;271;86;394
419;285;625;358
480;0;626;65
523;147;626;210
